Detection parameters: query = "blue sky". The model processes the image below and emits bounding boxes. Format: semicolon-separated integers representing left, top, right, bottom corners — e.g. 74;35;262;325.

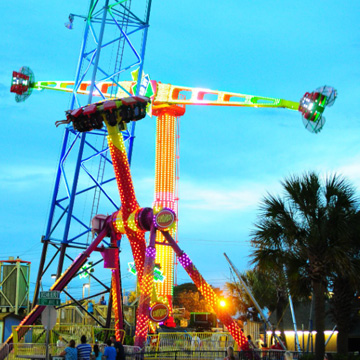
1;1;360;302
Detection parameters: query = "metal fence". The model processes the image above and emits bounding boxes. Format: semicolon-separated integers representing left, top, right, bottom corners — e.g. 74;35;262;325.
11;325;125;346
1;343;138;360
0;342;307;360
0;344;9;360
123;349;304;360
145;332;235;353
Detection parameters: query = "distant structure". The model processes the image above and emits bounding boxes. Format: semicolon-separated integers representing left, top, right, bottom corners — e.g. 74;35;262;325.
0;257;30;315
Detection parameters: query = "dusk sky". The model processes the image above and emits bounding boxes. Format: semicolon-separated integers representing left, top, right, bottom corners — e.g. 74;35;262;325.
1;1;359;301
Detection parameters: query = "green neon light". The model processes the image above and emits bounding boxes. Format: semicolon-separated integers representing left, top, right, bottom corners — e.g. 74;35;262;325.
79;263;93;279
128;262;165;282
131;69;155;98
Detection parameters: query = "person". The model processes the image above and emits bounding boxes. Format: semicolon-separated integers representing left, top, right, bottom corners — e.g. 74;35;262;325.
261;342;269;359
77;335;92;360
110;335;125;360
99;296;106;305
224;346;235;360
247;335;257;349
91;344;103;360
59;339;77;360
88;301;94;314
191;334;201;350
285;351;293;360
102;340;117;360
270;340;283;350
57;336;65;348
150;334;159;352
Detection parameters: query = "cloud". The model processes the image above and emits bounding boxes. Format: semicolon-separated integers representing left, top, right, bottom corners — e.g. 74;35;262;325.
0;164;55;191
0;82;14;102
0;83;8;95
179;178;274;212
337;158;360;189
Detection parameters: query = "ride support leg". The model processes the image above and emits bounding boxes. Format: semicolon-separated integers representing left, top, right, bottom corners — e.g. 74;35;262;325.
161;230;249;350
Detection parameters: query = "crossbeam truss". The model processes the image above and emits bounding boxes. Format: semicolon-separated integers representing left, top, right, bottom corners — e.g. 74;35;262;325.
31;80;300;110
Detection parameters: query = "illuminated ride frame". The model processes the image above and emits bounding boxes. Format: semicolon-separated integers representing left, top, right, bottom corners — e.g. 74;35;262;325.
8;71;337;352
1;95;252;353
11;70;337;314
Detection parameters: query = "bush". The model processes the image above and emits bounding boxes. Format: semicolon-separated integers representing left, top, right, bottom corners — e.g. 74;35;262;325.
333;354;360;360
124;335;134;346
299;354;315;360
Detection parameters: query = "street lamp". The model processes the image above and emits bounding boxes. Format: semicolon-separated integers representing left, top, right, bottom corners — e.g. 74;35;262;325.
82;283;90;298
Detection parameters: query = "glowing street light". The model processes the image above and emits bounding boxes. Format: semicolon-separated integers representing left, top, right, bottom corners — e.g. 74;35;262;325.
82;283;90;298
219;300;226;308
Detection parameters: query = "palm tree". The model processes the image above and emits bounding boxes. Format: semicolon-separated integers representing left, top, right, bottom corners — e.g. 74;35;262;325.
250;172;359;360
328;211;360;354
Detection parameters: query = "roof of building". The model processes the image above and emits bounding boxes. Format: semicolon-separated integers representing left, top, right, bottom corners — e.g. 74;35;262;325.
0;312;24;321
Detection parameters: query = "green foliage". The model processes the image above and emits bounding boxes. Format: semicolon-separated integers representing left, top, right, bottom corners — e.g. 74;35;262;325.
173;282;198;295
299;354;315;360
332;354;360;360
124;335;134;345
173;287;212;318
250;172;360;359
173;283;234;318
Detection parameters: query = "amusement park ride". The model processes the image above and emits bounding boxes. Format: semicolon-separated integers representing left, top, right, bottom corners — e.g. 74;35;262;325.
7;66;337;349
3;0;338;356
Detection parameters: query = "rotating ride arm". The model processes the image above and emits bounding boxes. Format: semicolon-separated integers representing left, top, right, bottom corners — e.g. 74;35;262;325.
21;76;299;111
12;68;337;131
160;230;250;351
12;68;337;130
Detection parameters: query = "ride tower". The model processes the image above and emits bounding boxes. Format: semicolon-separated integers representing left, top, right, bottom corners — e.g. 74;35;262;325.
32;0;153;321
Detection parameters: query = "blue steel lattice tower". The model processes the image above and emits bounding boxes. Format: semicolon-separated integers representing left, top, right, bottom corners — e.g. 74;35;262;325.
32;0;152;313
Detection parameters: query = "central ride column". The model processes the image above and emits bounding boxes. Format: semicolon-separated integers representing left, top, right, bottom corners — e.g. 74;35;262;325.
153;105;185;312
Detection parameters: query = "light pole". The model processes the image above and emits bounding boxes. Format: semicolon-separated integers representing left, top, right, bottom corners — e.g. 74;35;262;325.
82;283;90;298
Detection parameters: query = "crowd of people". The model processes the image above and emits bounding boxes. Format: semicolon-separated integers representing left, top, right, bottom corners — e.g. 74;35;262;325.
58;335;125;360
223;337;334;360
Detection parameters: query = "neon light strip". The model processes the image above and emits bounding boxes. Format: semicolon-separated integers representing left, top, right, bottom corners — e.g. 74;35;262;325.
105;123;146;283
154;113;176;303
32;80;299;111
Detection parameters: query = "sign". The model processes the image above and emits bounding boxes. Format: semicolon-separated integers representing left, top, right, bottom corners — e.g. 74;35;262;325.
150;303;169;322
38;291;60;306
155;208;176;229
41;306;57;330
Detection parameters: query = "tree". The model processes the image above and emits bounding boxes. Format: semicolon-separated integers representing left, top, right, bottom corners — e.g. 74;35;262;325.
225;269;278;320
173;283;212;318
225;267;297;344
250;172;359;360
328;211;360;354
173;282;237;319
